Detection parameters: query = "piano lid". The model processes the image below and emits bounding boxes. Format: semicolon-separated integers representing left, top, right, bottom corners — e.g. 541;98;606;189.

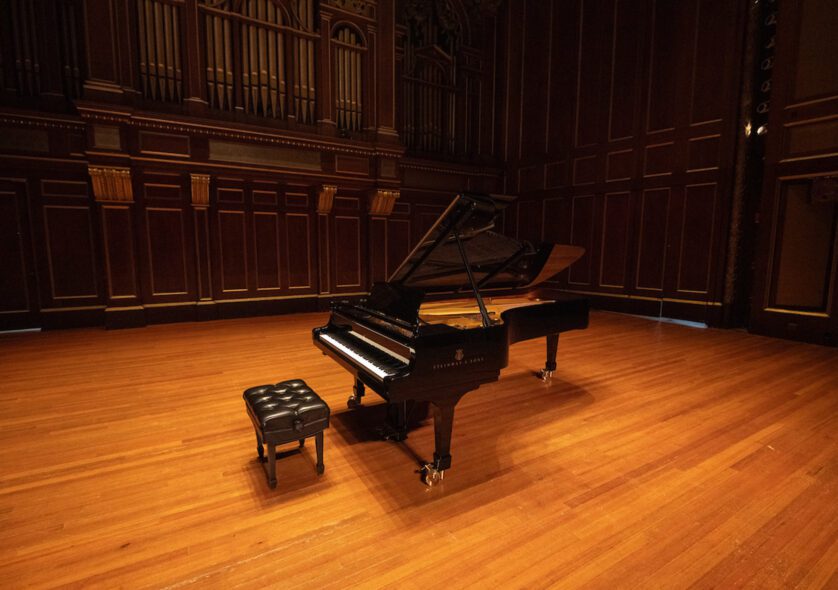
388;193;583;294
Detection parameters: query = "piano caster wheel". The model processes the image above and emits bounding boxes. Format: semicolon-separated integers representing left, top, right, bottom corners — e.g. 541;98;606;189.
422;465;444;487
347;396;362;409
539;369;554;382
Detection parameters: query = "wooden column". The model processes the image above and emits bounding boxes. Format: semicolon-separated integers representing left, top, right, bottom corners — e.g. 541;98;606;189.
191;174;216;320
368;188;399;286
183;0;207;113
316;11;335;132
375;0;399;142
317;185;337;296
81;0;125;100
89;166;143;328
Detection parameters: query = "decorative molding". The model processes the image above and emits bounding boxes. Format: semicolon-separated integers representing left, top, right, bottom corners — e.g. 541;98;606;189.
328;0;376;19
89;167;133;202
318;184;338;214
84;113;404;158
399;159;502;177
191;174;210;207
0;114;86;132
75;107;407;160
368;188;400;216
464;0;503;15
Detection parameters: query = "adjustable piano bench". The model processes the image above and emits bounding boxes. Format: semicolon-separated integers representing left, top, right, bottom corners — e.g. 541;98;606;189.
243;379;330;489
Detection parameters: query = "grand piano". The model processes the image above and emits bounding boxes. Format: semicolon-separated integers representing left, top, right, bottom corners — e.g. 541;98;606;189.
313;193;588;485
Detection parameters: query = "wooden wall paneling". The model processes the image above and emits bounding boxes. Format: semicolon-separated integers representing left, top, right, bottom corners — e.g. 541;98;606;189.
145;206;190;297
251;181;284;295
0;187;30;313
138;171;193;309
599;191;631;289
645;0;684;135
369;217;387;285
502;0;525;162
546;0;581;157
492;3;508;160
318;213;330;294
375;0;396;137
0;179;37;329
517;199;543;242
479;13;497;157
675;183;718;295
543;196;573;288
218;210;248;293
386;217;411;279
609;0;644;143
413;203;445;246
88;167;142;328
42;204;99;302
286;212;313;290
661;183;686;298
575;0;612;150
635;187;670;292
333;215;362;290
252;207;282;293
211;178;246;298
768;181;836;311
190;175;213;311
81;0;122;97
787;0;838;107
750;0;838;344
193;205;213;299
100;205;138;300
519;0;551;160
690;0;733;127
568;194;595;286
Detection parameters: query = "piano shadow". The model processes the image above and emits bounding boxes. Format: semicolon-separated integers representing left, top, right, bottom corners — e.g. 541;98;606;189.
328;372;595;511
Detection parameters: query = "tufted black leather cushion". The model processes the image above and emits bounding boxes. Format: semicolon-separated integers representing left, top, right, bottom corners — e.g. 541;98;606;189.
243;379;329;436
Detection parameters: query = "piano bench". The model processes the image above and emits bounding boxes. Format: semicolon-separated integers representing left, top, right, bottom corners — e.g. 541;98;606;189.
242;379;330;489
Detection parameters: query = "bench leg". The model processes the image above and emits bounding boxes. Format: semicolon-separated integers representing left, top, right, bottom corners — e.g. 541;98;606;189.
299;438;305;448
256;431;264;461
315;431;324;475
267;442;277;488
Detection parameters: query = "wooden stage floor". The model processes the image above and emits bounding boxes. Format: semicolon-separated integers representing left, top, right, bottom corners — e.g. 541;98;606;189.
0;311;836;589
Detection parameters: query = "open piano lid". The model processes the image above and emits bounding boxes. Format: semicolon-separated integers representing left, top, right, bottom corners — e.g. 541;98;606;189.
388;193;584;294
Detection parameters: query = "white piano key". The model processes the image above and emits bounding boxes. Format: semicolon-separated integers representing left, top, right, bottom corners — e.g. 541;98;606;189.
319;333;397;380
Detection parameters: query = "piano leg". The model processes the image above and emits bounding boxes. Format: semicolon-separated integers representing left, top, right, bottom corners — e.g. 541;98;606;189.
424;400;456;486
347;378;365;409
538;333;560;381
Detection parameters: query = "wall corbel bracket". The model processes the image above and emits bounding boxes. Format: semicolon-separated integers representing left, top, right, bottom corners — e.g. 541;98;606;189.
191;174;211;208
318;184;338;214
88;166;133;203
368;188;400;216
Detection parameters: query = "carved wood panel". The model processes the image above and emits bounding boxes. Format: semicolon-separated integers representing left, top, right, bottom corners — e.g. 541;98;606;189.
0;182;32;319
333;215;361;288
506;0;745;322
146;207;190;296
750;0;838;344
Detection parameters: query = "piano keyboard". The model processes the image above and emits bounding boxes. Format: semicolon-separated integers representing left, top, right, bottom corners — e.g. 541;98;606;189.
318;331;409;380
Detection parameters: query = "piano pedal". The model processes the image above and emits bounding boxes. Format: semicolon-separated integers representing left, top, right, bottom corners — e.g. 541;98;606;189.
538;369;554;382
378;426;408;442
422;464;444;487
347;395;362;409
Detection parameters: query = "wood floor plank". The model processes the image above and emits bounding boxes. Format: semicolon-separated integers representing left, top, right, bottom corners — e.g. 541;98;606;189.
0;311;836;589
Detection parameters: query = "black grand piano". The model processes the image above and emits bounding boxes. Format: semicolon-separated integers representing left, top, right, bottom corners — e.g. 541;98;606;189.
313;193;588;485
